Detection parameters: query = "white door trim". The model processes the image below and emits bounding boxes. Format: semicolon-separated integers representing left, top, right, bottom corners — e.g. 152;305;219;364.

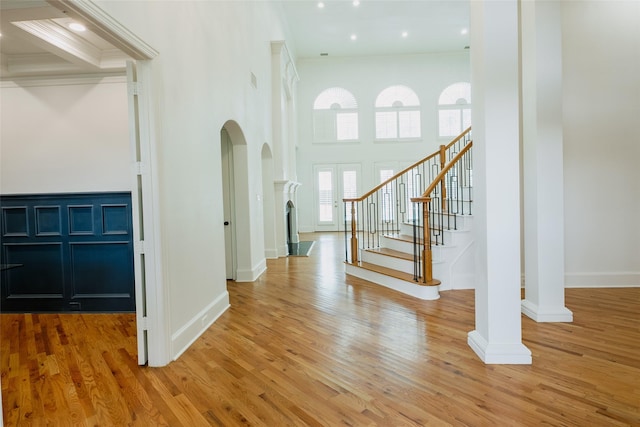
58;1;171;366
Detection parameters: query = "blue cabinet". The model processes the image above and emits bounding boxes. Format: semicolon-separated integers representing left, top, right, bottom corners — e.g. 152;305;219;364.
0;193;135;312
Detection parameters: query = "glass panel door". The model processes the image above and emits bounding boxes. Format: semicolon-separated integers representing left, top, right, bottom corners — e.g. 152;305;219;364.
314;164;361;231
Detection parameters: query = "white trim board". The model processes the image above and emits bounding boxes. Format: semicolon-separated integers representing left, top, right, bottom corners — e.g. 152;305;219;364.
564;272;640;288
171;291;230;361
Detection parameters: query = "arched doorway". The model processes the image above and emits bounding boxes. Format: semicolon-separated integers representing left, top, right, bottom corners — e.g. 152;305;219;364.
220;121;252;281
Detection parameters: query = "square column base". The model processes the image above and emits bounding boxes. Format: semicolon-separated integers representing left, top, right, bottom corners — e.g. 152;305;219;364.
521;299;573;322
468;330;532;364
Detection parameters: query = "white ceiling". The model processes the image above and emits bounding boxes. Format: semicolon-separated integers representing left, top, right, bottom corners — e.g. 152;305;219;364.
279;0;470;58
0;0;130;78
0;0;469;79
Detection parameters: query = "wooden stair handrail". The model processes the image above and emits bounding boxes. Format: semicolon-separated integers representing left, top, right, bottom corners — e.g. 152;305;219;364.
343;151;439;203
411;141;473;203
343;126;472;287
410;139;472;285
343;126;472;203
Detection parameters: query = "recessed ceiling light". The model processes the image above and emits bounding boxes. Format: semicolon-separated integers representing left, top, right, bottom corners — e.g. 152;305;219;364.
461;28;468;35
402;31;408;38
350;34;357;41
69;22;87;32
317;2;325;8
353;0;360;6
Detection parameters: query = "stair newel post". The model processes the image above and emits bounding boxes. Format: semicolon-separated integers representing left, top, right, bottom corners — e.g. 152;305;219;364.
350;201;358;264
421;198;439;286
439;144;448;212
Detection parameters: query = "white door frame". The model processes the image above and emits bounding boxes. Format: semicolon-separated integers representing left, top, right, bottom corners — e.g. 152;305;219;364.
57;1;171;366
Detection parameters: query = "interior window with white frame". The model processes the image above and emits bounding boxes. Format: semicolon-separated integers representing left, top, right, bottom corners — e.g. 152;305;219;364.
374;85;421;140
438;82;471;138
313;87;359;143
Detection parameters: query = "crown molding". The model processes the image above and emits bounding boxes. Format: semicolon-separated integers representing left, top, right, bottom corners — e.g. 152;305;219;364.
12;19;102;69
1;72;126;88
47;0;158;60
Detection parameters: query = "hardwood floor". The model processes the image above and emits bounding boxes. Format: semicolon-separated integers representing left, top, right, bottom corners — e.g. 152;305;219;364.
2;232;639;426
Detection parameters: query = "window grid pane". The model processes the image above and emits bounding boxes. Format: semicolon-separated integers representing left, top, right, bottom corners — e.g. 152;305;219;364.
342;170;358;221
313;110;336;141
398;110;421;138
342;171;358;199
375;111;398;139
439;109;461;138
318;171;333;222
336;112;358;140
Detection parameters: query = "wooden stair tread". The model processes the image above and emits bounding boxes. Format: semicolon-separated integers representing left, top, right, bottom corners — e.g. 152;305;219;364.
357;261;417;282
365;247;414;261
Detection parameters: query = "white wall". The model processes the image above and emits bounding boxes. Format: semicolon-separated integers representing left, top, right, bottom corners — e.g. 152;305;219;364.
0;77;130;194
295;52;470;232
562;1;640;287
94;0;291;360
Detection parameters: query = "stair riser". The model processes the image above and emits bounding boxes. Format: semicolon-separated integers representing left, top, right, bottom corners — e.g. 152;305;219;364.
361;251;414;273
344;263;440;300
380;236;456;262
400;215;473;235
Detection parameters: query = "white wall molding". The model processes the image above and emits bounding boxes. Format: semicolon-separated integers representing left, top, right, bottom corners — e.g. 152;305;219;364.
50;0;159;60
1;73;126;88
171;291;230;361
565;272;640;288
265;249;279;259
235;260;268;282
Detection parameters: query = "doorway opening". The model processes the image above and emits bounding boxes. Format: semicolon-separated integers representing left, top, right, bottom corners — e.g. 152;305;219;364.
221;127;237;280
220;121;254;281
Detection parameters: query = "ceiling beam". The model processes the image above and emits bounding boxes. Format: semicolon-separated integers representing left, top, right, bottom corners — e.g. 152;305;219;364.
11;19;102;70
48;0;158;60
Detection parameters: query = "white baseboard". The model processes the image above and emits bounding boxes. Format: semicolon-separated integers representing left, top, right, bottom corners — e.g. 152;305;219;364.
565;272;640;288
171;291;230;360
236;259;267;282
264;248;278;259
468;330;532;364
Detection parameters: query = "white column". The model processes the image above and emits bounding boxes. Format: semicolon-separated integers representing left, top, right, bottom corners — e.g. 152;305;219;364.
468;0;531;364
521;0;573;323
271;42;287;180
271;41;299;182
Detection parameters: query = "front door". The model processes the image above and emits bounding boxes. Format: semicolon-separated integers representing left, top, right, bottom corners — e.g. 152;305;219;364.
313;164;361;232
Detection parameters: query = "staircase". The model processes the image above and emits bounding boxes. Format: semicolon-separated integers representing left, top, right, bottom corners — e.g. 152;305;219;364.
343;128;473;300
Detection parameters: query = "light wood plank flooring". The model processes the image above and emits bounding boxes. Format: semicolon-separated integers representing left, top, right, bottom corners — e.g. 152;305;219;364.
2;232;639;426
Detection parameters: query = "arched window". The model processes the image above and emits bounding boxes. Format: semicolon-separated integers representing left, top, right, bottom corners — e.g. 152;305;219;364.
374;85;421;140
438;82;471;138
313;87;358;142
